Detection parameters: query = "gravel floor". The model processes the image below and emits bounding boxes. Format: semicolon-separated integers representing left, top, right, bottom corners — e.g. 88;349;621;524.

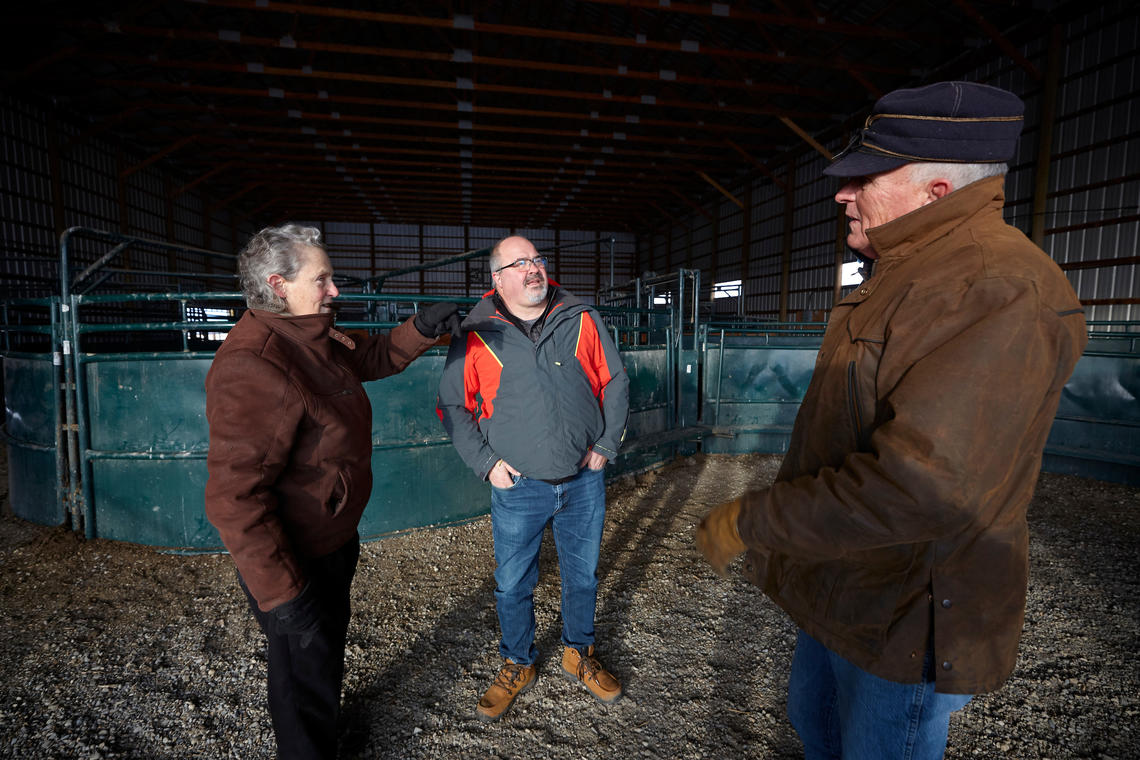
0;449;1137;759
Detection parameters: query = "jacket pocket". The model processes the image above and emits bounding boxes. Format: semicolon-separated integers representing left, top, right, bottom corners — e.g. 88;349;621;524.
326;469;350;516
771;551;915;656
827;557;915;654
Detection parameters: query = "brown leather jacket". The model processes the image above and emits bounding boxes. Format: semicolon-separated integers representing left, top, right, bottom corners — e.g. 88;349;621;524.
737;176;1087;694
205;309;436;611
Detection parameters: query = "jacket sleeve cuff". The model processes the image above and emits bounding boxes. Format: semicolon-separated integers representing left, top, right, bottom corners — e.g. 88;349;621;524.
477;452;499;481
592;443;618;459
735;487;771;550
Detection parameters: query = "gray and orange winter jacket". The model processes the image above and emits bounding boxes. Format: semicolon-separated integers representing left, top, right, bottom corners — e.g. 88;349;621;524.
436;285;629;482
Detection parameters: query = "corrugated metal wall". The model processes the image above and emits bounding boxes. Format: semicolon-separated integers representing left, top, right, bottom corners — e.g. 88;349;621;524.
747;180;787;318
1039;3;1138;324
2;96;635;304
294;220;636;303
640;2;1139;325
1;94;253;297
3;3;1133;312
2;97;62;295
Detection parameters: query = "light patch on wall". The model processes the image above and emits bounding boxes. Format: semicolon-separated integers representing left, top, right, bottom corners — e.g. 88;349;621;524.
190;306;234;342
712;279;741;299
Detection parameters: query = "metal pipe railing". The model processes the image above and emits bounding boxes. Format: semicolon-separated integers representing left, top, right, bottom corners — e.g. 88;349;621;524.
367;235;616;292
10;227;1134;542
60;227;237;302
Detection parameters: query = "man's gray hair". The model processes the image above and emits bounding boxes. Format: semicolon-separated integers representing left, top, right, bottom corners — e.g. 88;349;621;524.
489;237;509;280
238;224;325;312
908;161;1008;190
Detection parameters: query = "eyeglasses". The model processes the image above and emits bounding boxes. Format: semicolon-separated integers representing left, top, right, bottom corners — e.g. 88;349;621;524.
493;255;548;274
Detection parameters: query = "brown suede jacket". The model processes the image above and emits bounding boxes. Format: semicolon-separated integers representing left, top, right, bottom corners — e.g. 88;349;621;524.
205;309;436;611
737;176;1087;694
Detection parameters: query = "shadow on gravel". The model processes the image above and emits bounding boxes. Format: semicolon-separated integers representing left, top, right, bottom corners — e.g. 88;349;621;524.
338;572;499;758
591;462;702;677
707;579;803;759
692;457;803;759
594;454;803;757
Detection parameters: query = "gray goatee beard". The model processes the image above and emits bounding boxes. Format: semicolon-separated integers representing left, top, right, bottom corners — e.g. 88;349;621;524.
522;281;549;306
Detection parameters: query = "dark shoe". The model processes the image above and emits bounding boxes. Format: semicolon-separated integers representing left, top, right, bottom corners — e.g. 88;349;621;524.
561;645;622;704
477;659;536;722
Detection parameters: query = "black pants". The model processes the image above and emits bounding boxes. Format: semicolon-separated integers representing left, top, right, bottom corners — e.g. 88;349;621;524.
240;537;361;760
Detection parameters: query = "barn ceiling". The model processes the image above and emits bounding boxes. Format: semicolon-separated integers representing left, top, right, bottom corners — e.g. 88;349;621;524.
5;0;1060;233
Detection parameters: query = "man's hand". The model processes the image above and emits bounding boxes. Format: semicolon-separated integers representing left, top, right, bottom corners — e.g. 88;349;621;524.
580;449;609;470
696;499;747;577
271;582;322;648
488;458;521;488
414;302;461;338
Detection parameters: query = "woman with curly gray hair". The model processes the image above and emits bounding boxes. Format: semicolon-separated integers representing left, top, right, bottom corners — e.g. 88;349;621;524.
205;224;460;759
237;223;327;313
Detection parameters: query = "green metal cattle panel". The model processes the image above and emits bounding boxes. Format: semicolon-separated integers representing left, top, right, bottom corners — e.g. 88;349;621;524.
359;347;491;537
623;347;671;417
3;355;59;447
363;443;488;538
366;349;450;445
677;347;701;435
67;337;687;549
84;358;211;453
694;333;1139;485
8;448;64;526
3;355;65;526
81;356;212;544
701;340;820;456
1044;347;1140;485
618;346;681;474
90;458;216;548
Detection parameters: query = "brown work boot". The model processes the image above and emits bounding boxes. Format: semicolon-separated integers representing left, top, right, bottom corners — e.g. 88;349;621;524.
561;645;622;704
476;659;536;722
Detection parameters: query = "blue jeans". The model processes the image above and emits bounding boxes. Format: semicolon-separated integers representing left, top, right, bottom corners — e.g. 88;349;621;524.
490;466;606;665
788;630;973;760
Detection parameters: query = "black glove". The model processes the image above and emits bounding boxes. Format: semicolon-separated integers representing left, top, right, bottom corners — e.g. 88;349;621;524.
271;582;322;649
414;302;461;338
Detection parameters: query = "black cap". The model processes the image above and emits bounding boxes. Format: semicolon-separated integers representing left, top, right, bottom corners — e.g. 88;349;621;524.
823;81;1025;178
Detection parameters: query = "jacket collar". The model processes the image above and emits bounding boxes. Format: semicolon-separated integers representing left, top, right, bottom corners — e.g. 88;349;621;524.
246;309;355;357
463;281;584;332
866;174;1006;262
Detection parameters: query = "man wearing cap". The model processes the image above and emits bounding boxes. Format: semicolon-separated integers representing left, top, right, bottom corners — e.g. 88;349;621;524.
697;81;1087;758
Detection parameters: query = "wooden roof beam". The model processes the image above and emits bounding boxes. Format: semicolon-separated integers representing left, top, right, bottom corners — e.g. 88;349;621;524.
186;0;914;71
695;170;744;209
667;186;715;222
173;161;238;198
120;135;199;179
143;102;788;145
83;18;898;80
649;200;682;229
778;116;833;161
101;79;803;136
93;52;834;120
951;0;1042;81
723;139;787;191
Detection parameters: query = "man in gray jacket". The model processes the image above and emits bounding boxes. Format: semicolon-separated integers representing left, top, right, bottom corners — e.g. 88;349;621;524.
437;235;630;721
